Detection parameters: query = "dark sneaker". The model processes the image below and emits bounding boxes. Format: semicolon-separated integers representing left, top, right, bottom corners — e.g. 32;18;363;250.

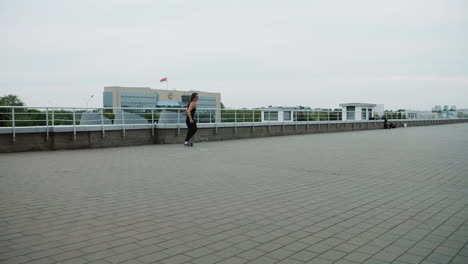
184;141;192;147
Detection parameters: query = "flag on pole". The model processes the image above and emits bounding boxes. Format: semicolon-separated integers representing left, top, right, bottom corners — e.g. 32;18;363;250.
160;77;168;82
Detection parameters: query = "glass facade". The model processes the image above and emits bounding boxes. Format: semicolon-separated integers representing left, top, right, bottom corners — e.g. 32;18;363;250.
182;95;216;108
362;108;367;120
120;92;158;108
264;111;279;121
103;92;113;107
346;106;355;120
283;111;292;121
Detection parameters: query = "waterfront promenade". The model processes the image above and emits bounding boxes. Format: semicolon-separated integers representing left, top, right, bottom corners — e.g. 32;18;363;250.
1;124;467;264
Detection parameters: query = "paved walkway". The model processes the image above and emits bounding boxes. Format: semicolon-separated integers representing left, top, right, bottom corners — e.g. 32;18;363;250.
1;124;467;264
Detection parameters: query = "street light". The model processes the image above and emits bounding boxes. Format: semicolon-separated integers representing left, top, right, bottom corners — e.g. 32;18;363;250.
85;95;94;108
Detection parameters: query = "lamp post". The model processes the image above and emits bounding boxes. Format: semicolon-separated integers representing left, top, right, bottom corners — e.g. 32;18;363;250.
86;95;94;108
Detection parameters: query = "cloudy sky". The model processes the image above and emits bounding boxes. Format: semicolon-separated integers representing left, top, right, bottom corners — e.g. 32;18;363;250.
1;0;467;110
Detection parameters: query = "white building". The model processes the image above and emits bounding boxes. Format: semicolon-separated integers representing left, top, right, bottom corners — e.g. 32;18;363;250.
339;103;379;121
260;107;296;122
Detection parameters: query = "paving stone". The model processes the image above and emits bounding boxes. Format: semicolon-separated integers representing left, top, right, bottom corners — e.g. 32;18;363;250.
289;250;319;262
160;254;193;264
190;254;224;264
105;252;139;264
373;250;402;262
247;256;278;264
308;243;334;254
184;247;215;258
344;252;372;263
276;258;305;264
433;246;459;257
234;240;261;251
136;251;170;263
451;255;468;264
50;250;86;262
363;259;390;264
396;253;425;264
265;248;296;260
57;257;89;264
26;248;65;260
319;249;347;261
305;257;334;264
283;241;310;251
334;243;361;253
425;253;453;264
407;246;434;257
213;247;244;259
216;256;247;264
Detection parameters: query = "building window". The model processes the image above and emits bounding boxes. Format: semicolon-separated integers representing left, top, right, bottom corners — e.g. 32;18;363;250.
346;106;355;120
283;111;291;121
368;108;373;118
362;108;367;120
264;111;278;121
103;92;113;107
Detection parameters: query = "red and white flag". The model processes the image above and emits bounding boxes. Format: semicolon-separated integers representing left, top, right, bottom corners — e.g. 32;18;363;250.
160;77;168;82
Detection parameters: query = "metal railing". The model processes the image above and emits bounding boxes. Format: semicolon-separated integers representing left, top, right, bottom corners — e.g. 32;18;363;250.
0;106;464;142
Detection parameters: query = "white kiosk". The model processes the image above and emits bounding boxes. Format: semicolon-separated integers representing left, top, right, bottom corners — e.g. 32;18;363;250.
260;108;297;123
340;103;379;121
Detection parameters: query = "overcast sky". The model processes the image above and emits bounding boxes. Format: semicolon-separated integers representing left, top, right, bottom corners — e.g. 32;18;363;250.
1;0;467;110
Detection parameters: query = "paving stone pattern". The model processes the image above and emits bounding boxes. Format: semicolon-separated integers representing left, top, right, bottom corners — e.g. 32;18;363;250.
1;124;467;264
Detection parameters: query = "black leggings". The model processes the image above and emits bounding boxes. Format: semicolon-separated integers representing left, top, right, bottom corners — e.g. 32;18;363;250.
185;119;198;141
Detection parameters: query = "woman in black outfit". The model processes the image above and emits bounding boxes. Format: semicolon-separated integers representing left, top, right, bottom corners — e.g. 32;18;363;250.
184;93;198;147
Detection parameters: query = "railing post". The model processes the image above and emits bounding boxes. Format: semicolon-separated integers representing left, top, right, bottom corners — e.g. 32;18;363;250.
317;110;320;129
252;110;255;132
215;109;219;134
72;109;76;141
338;111;340;128
12;107;15;142
234;110;237;133
151;110;154;137
177;109;180;136
295;110;297;130
52;109;55;127
121;108;126;137
46;108;49;142
282;113;284;131
268;114;270;132
100;109;105;138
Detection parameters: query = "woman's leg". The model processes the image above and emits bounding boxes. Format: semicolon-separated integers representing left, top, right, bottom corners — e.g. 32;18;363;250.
191;122;198;139
185;121;194;141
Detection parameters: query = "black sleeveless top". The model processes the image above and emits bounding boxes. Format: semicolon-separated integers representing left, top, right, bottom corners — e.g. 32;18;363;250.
187;103;196;121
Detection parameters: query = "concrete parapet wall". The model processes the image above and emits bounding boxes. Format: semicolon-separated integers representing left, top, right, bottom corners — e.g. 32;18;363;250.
1;119;467;153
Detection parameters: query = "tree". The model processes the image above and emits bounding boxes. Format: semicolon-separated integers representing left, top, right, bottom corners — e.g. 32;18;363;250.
0;95;25;126
0;94;24;106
